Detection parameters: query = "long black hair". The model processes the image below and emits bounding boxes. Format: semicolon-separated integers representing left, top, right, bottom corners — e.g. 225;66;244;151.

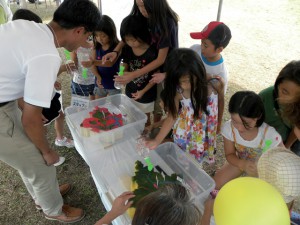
274;60;300;100
130;0;178;40
162;48;208;119
120;15;151;45
93;15;119;51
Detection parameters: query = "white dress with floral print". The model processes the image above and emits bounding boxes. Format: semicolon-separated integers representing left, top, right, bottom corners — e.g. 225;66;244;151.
173;92;218;164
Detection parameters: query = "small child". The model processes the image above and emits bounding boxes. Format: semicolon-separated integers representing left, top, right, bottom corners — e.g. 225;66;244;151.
190;21;232;94
87;15;121;99
146;48;223;163
103;0;179;123
70;42;95;100
201;91;283;225
120;15;158;125
189;21;231;132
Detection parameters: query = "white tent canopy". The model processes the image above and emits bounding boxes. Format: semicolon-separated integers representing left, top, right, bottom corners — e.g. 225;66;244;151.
97;0;223;21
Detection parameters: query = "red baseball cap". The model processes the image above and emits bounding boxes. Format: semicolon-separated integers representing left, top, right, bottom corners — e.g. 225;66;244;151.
190;21;224;39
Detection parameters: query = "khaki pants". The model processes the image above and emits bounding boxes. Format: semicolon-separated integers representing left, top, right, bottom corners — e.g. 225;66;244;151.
0;101;63;216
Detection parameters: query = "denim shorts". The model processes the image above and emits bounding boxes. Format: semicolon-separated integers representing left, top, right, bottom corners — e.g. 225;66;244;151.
71;81;95;97
94;87;121;97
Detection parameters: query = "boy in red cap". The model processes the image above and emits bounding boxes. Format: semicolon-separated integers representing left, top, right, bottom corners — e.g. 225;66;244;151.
190;21;231;94
190;21;231;134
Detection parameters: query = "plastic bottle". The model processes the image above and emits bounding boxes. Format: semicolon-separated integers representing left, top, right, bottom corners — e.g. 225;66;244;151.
136;136;154;171
81;52;90;79
64;49;80;77
114;59;125;89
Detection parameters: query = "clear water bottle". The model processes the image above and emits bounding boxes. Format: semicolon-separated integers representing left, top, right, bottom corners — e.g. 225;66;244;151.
81;52;90;79
136;136;150;158
136;136;154;171
64;49;80;77
114;59;125;89
66;59;80;77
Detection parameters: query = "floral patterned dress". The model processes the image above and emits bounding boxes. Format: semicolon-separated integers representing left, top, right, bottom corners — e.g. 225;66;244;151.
232;124;268;161
173;92;218;163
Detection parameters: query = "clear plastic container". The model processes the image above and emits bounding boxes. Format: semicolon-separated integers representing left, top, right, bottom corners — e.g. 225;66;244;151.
87;140;215;224
65;94;147;151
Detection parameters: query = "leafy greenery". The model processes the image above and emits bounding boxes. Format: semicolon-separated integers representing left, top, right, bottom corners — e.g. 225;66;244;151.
131;161;180;207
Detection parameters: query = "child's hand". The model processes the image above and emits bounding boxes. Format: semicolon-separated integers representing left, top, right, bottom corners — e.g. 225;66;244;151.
110;191;135;217
102;51;117;63
114;72;134;85
132;91;144;100
244;161;258;176
65;61;77;72
145;139;160;150
96;79;103;88
54;81;61;90
143;124;153;136
150;72;166;84
81;59;93;68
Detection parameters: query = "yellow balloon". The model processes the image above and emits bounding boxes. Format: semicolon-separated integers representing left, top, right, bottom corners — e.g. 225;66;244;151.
214;177;290;225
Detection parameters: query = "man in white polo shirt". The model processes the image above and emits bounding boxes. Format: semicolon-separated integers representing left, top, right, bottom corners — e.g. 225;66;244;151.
0;0;100;223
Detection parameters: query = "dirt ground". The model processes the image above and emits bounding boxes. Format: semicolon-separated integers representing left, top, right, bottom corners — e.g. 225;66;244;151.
1;0;300;224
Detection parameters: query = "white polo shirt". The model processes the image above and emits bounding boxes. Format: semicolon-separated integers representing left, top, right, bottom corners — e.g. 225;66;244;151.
0;20;61;107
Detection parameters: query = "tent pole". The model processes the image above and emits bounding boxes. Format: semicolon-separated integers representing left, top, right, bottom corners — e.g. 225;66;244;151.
97;0;102;14
217;0;223;21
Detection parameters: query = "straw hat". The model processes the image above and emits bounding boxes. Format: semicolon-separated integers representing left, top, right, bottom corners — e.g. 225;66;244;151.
257;147;300;203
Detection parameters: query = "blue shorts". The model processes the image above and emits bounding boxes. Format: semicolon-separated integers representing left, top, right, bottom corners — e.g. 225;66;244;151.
94;87;121;97
71;81;95;97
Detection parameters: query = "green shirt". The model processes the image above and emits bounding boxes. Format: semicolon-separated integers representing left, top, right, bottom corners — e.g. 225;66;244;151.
259;86;291;142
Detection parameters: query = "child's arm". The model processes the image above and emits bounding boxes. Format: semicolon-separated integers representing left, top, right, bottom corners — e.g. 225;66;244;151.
82;57;118;68
150;72;166;84
100;41;125;63
88;49;102;87
144;118;165;135
285;130;298;149
57;62;76;76
91;66;102;88
146;95;179;150
146;113;175;150
81;47;118;68
70;50;78;68
94;191;134;225
209;77;225;134
223;137;257;176
131;82;156;100
115;47;169;85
